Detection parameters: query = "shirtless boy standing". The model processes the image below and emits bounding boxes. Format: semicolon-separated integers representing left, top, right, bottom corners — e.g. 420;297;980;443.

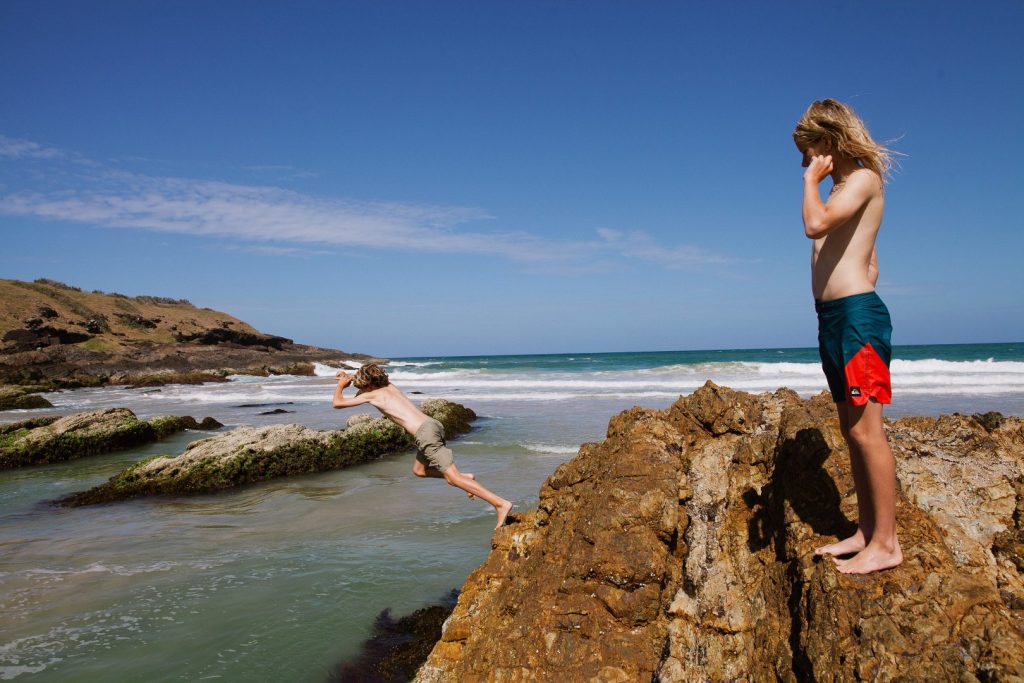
793;99;902;574
333;364;513;530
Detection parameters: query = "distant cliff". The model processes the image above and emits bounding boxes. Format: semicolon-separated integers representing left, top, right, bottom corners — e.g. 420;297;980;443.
416;383;1024;681
0;278;382;390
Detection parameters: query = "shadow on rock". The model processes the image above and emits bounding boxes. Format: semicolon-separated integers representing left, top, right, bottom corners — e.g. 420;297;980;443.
328;590;459;683
745;427;854;558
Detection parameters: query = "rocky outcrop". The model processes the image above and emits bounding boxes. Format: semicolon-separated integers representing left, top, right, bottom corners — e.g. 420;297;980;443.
416;383;1024;681
0;408;222;469
0;278;384;389
0;385;53;410
60;399;477;506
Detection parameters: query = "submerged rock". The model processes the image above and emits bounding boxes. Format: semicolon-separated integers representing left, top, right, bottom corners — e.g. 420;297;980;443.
0;408;222;469
328;590;460;683
60;399;476;506
415;382;1024;681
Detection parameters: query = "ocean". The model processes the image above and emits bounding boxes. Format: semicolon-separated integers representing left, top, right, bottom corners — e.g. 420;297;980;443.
1;343;1022;681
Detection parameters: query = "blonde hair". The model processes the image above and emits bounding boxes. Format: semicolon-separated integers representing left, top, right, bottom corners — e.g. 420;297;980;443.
793;99;897;182
353;364;390;392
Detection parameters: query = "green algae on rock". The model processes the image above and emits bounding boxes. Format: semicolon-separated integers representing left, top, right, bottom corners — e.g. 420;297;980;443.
0;408;223;469
60;399;476;506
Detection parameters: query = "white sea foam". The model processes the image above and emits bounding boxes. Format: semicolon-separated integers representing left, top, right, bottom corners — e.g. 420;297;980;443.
375;357;1024;400
33;357;1024;413
522;443;581;454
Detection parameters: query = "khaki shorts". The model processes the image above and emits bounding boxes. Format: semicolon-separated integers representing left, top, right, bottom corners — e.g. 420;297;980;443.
414;418;454;473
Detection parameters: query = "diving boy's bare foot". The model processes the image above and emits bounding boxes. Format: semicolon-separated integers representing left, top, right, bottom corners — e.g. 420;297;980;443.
465;473;476;499
833;541;903;575
815;528;867;557
494;500;513;529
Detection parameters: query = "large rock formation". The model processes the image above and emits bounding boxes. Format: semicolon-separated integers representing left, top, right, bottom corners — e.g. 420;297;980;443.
61;399;476;506
0;278;383;390
416;382;1024;681
0;408;222;469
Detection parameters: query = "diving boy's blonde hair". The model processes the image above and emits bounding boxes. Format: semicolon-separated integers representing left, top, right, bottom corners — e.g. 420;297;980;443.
793;99;896;182
353;364;390;392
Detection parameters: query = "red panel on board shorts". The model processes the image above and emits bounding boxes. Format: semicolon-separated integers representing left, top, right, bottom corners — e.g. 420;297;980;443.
844;342;892;406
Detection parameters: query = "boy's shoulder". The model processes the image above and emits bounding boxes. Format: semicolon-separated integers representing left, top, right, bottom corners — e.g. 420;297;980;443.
849;166;884;193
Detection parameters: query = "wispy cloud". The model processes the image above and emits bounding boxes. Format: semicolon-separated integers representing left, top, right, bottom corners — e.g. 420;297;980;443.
242;164;319;180
0;136;730;269
596;227;728;269
219;243;336;257
0;135;64;160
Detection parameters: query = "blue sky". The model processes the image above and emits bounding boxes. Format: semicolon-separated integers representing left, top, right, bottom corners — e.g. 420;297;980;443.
1;1;1022;357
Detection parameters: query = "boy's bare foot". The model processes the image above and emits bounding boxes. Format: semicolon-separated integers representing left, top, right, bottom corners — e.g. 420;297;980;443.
815;528;867;557
833;541;903;575
494;500;513;529
465;473;476;499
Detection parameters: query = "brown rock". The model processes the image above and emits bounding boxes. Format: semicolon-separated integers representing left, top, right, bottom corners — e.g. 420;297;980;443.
416;382;1024;681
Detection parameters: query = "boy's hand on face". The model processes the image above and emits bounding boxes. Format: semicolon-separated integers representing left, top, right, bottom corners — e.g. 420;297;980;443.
336;371;353;387
804;154;834;184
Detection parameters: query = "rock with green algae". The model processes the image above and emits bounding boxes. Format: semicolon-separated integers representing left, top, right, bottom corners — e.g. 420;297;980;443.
0;408;222;469
59;399;476;506
0;385;53;411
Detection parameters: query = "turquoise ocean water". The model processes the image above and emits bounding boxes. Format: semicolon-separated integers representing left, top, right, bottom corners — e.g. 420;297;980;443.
1;343;1022;681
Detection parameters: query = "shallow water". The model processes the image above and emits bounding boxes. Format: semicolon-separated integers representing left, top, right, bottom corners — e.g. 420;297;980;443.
2;344;1022;681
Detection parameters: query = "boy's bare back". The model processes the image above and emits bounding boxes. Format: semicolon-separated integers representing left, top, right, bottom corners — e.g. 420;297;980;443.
354;384;429;435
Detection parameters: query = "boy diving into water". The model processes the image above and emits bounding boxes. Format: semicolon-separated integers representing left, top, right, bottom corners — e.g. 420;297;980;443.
332;364;513;530
794;99;903;574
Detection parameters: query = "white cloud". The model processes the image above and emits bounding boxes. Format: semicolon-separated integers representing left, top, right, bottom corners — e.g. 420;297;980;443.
0;136;730;269
0;135;64;160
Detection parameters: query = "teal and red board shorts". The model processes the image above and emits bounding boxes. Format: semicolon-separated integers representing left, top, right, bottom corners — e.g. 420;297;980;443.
816;291;893;405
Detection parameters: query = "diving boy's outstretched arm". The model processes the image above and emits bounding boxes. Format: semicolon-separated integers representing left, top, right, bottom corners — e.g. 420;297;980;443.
332;372;372;409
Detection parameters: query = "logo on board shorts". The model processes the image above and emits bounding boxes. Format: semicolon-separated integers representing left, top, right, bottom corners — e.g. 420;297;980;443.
850;387;862;397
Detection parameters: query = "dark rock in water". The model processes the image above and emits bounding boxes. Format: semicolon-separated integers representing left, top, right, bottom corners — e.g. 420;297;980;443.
236;402;295;408
973;410;1005;432
59;399;476;506
329;591;459;683
259;408;294;415
1;408;221;469
197;417;223;430
415;382;1024;682
409;391;423;395
0;386;53;411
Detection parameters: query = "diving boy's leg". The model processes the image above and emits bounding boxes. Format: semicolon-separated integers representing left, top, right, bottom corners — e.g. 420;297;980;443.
413;459;476;497
833;400;903;574
442;463;513;529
